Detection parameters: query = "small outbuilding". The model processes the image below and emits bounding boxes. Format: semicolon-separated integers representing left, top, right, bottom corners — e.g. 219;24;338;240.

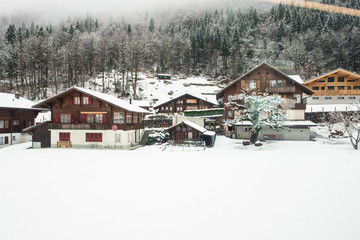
165;120;215;146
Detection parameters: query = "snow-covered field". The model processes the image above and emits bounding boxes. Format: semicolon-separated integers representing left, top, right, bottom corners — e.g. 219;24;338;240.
1;129;360;240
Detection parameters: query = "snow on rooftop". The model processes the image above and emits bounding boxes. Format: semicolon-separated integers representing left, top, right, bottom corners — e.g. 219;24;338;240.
0;92;38;110
73;87;150;114
288;75;304;84
234;120;317;127
132;100;150;107
154;92;217;108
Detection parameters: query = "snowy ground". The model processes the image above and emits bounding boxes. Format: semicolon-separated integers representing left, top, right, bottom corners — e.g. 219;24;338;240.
1;129;360;240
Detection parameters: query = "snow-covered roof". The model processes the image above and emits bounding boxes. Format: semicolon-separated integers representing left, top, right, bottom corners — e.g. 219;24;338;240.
306;104;359;113
33;87;151;114
288;75;304;84
154;93;217;108
234;120;317;127
0;92;45;111
167;120;216;136
132;100;150;107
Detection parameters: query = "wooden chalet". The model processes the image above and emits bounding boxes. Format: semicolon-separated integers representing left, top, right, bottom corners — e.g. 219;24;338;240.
304;68;360;105
0;92;46;148
216;62;315;141
154;93;217;115
165;120;216;146
32;86;151;149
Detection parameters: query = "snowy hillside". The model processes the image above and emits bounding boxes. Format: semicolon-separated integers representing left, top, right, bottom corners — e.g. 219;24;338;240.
85;73;220;107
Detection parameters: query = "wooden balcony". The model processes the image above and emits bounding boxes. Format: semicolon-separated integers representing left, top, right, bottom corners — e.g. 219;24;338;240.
266;86;296;93
49;123;111;130
312;90;360;95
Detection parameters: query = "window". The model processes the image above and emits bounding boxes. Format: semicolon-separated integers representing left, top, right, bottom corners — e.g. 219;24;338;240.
12;136;16;141
321;87;325;90
228;110;233;118
188;132;193;139
312;97;319;100
82;96;89;104
126;113;132;123
0;120;4;128
337;97;344;100
74;97;80;104
349;96;356;100
176;100;183;104
95;114;103;123
177;106;183;112
0;137;3;144
294;94;301;104
139;114;143;123
348;80;355;82
318;80;325;83
325;97;332;100
133;113;138;123
328;77;334;82
312;87;319;90
165;107;168;110
86;114;94;123
354;86;360;90
60;114;71;123
328;86;335;90
348;86;352;90
245;80;257;89
115;133;121;143
186;99;197;104
169;107;172;111
244;127;252;132
278;80;283;86
187;106;198;110
86;133;102;142
114;112;124;123
59;132;70;141
338;77;344;82
269;80;277;86
13;120;19;125
338;86;345;90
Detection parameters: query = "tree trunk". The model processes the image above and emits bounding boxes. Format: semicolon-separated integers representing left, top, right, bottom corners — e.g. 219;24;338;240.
250;128;260;144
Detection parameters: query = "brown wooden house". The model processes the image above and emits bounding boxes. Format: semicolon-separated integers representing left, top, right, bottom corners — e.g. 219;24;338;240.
154;93;217;115
165;120;216;146
216;62;315;141
0;92;45;148
32;86;150;149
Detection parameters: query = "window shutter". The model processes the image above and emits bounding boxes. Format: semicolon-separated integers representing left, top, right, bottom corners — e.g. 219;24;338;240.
89;97;93;105
103;114;107;123
241;80;245;88
81;114;86;123
71;113;75;123
54;113;60;123
5;136;8;144
69;97;73;105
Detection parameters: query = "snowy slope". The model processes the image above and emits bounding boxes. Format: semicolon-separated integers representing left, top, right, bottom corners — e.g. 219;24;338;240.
1;134;360;240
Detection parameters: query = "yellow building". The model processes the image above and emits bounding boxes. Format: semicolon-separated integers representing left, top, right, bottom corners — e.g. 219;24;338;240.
305;69;360;105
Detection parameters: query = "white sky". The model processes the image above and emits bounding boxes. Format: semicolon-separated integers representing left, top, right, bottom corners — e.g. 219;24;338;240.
0;0;262;23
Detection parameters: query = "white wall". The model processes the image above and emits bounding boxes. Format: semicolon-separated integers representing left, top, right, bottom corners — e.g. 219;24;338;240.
50;129;143;149
0;133;32;148
306;95;360;105
285;109;305;121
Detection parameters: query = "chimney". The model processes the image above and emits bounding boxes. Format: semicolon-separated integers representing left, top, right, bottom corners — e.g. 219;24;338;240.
15;92;20;99
129;98;132;104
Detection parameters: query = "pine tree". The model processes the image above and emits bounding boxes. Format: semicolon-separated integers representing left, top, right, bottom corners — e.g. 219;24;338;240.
148;18;155;32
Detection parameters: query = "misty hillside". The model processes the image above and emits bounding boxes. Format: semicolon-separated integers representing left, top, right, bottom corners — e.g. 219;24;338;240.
0;0;360;100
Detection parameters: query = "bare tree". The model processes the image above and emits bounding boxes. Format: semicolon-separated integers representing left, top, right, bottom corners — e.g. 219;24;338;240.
341;107;360;150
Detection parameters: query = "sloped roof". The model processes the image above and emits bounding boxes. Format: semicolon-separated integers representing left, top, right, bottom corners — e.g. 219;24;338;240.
216;62;314;98
0;92;46;111
234;120;317;127
305;68;360;85
154;93;217;108
166;120;215;136
288;75;304;84
33;86;151;114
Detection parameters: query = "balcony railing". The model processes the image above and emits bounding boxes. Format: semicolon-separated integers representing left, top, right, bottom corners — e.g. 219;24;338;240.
266;86;296;93
49;123;111;130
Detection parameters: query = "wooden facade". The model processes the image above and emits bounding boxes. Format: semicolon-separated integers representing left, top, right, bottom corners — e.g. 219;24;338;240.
33;88;147;131
216;63;314;120
304;69;360;96
154;93;217;114
0;109;37;135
